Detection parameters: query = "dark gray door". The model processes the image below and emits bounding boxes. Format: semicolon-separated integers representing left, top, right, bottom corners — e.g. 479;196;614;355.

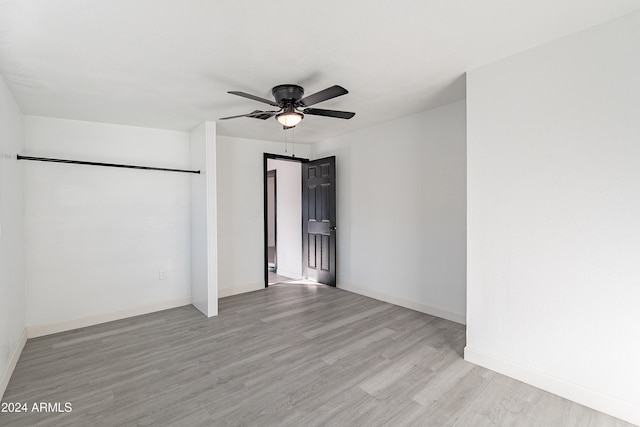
302;156;336;286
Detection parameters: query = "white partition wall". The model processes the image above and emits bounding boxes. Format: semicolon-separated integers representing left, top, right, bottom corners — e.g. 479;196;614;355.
190;121;218;317
466;11;640;425
0;75;26;400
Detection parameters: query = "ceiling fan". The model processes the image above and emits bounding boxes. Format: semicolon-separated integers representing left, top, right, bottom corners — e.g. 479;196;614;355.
219;84;355;129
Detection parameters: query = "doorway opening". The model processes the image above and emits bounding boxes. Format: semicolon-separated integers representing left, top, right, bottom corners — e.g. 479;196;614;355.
266;169;277;273
263;153;338;288
264;154;306;286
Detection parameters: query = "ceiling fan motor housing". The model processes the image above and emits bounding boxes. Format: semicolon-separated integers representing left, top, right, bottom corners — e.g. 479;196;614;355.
272;84;304;105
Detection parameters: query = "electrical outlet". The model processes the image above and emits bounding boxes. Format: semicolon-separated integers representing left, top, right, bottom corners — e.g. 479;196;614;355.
159;268;167;280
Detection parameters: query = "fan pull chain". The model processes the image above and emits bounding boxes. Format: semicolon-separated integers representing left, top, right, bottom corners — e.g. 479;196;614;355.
284;129;288;153
292;128;296;157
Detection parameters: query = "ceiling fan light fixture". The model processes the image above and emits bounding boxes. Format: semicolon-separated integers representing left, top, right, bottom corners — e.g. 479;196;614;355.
276;110;303;128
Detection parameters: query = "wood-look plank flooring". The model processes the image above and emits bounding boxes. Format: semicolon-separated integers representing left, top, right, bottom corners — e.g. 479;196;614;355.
1;283;634;426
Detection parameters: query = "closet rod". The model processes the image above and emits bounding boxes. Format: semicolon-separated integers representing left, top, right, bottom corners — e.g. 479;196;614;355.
17;155;200;174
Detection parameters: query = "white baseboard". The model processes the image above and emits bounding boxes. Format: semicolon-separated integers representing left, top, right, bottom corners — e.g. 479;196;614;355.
464;346;640;426
338;283;466;325
26;297;192;339
218;282;264;298
0;328;27;401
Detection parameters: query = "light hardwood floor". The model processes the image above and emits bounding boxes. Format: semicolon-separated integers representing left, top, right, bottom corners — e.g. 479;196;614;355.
1;283;634;426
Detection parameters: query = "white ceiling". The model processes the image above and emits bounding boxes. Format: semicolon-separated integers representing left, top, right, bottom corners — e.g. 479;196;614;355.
1;1;638;144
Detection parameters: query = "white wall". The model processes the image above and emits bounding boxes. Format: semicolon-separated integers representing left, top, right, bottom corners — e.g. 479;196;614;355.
24;116;192;330
267;158;302;279
312;101;467;324
0;75;25;398
465;11;640;425
216;135;310;297
190;121;218;317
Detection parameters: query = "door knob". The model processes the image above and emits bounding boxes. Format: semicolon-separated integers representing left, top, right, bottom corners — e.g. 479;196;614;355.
330;226;337;231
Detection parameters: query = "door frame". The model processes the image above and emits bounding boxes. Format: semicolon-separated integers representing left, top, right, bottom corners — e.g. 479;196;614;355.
263;153;308;288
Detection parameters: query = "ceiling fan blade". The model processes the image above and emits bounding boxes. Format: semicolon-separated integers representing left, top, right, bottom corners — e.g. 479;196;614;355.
303;108;355;119
298;85;348;107
219;110;278;120
219;113;255;120
248;111;278;120
228;91;279;107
